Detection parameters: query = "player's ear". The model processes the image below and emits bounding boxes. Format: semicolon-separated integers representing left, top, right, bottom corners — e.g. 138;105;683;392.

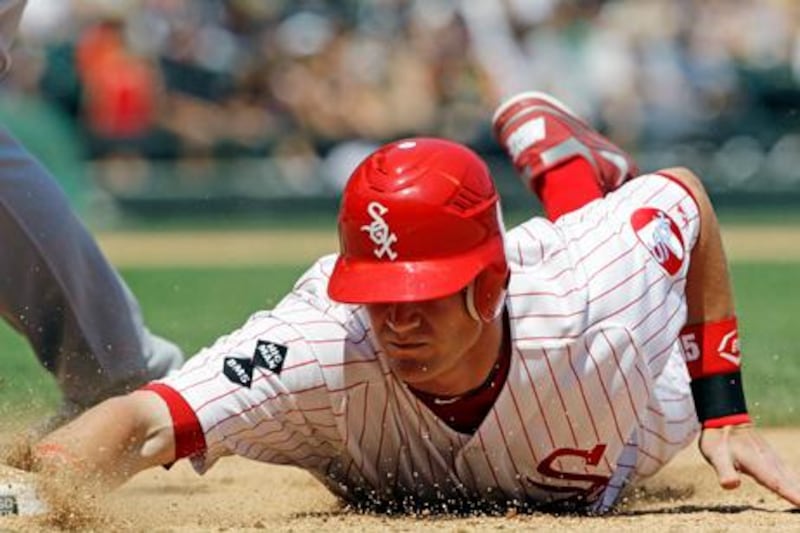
465;264;508;322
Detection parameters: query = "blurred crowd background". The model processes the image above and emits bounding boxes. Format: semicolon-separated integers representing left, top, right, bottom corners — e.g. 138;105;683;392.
2;0;800;215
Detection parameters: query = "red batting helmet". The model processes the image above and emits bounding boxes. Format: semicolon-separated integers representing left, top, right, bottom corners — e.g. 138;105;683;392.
327;137;509;322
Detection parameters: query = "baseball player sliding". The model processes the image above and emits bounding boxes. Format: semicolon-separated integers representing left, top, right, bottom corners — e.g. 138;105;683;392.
17;92;800;514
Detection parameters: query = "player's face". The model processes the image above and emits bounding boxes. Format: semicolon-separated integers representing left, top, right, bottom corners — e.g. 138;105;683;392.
365;289;498;395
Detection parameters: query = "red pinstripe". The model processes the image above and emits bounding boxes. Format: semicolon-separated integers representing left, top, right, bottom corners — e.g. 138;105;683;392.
555;177;651;233
588;265;648;304
574;220;627;265
506;366;540;464
409;395;438;481
665;412;696;425
517;348;557;449
387;379;410;484
490;408;529;494
187;356;318;407
255;435;317;458
509;219;628;300
293;276;327;292
508;266;578;298
659;394;692;403
373;381;391;481
172;319;287;384
565;345;612;470
641;301;684;348
319;357;379;368
305;338;345;345
589;266;669;324
519;224;539;256
630;277;682;331
634;363;655;411
208;375;374;440
511;308;585;320
541;348;580;447
604;330;645;427
640;424;689;446
584;240;639;283
636;446;666;466
458;440;480;490
584;337;626;447
275;452;331;465
356;382;370;474
250;425;319;451
326;379;377;395
476;429;502;488
508;282;583;300
647;342;676;368
202;381;327;431
226;411;329;443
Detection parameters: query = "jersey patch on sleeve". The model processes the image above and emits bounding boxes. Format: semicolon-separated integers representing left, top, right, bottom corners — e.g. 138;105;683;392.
253;340;288;375
630;207;686;276
223;356;255;388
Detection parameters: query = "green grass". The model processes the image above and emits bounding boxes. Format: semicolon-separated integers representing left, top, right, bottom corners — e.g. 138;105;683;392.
1;263;799;425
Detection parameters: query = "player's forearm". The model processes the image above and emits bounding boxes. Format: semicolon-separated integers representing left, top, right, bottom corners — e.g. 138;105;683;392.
664;167;748;427
34;391;176;487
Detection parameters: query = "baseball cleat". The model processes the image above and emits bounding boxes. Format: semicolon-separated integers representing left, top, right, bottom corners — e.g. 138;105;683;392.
492;91;639;192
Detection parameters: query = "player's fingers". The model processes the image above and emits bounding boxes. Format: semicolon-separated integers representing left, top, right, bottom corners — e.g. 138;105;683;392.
736;445;800;506
712;456;742;490
699;428;741;490
704;444;741;489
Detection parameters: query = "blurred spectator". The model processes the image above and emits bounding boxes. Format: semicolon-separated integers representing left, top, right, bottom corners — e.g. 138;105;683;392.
3;0;799;197
76;20;159;147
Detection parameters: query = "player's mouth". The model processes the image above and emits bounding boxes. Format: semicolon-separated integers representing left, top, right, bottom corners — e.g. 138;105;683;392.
384;340;428;357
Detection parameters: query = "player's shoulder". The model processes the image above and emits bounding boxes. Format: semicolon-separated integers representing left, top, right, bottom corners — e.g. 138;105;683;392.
505;218;589;347
282;253;358;325
270;253;376;363
505;217;564;268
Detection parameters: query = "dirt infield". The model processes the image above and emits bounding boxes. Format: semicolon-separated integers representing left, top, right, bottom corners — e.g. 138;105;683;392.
93;224;800;267
2;429;800;531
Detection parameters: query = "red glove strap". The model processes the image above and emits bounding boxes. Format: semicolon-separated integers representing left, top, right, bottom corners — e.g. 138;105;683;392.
680;316;741;379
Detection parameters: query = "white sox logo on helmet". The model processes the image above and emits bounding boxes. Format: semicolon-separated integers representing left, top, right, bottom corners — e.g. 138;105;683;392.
361;201;398;260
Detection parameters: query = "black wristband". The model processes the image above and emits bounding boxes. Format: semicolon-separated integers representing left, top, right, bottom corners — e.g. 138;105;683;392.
690;371;748;422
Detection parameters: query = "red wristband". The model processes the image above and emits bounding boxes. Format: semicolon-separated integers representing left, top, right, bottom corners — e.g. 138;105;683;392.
702;413;752;429
33;442;79;470
679;316;741;379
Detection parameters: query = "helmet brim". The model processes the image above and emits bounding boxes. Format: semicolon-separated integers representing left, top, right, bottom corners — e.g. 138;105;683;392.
327;240;503;304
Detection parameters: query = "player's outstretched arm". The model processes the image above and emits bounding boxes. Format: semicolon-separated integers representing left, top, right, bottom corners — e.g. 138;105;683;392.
668;167;800;507
33;391;175;488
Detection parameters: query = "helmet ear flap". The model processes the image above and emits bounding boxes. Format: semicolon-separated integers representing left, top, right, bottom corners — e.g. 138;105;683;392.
465;263;509;322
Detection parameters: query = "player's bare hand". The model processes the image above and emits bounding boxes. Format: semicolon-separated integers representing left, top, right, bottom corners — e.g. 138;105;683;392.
699;424;800;506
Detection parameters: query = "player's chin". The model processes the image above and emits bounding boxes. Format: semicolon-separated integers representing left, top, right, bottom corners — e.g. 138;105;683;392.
389;364;435;385
385;352;436;382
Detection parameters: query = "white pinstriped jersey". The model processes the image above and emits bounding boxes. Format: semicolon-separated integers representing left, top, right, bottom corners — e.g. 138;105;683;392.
155;173;701;512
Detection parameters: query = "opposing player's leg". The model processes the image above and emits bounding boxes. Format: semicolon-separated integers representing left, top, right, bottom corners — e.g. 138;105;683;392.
0;127;182;423
492;91;639;220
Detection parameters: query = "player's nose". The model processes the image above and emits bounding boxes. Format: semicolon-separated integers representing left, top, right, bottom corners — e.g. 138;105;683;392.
385;302;422;333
